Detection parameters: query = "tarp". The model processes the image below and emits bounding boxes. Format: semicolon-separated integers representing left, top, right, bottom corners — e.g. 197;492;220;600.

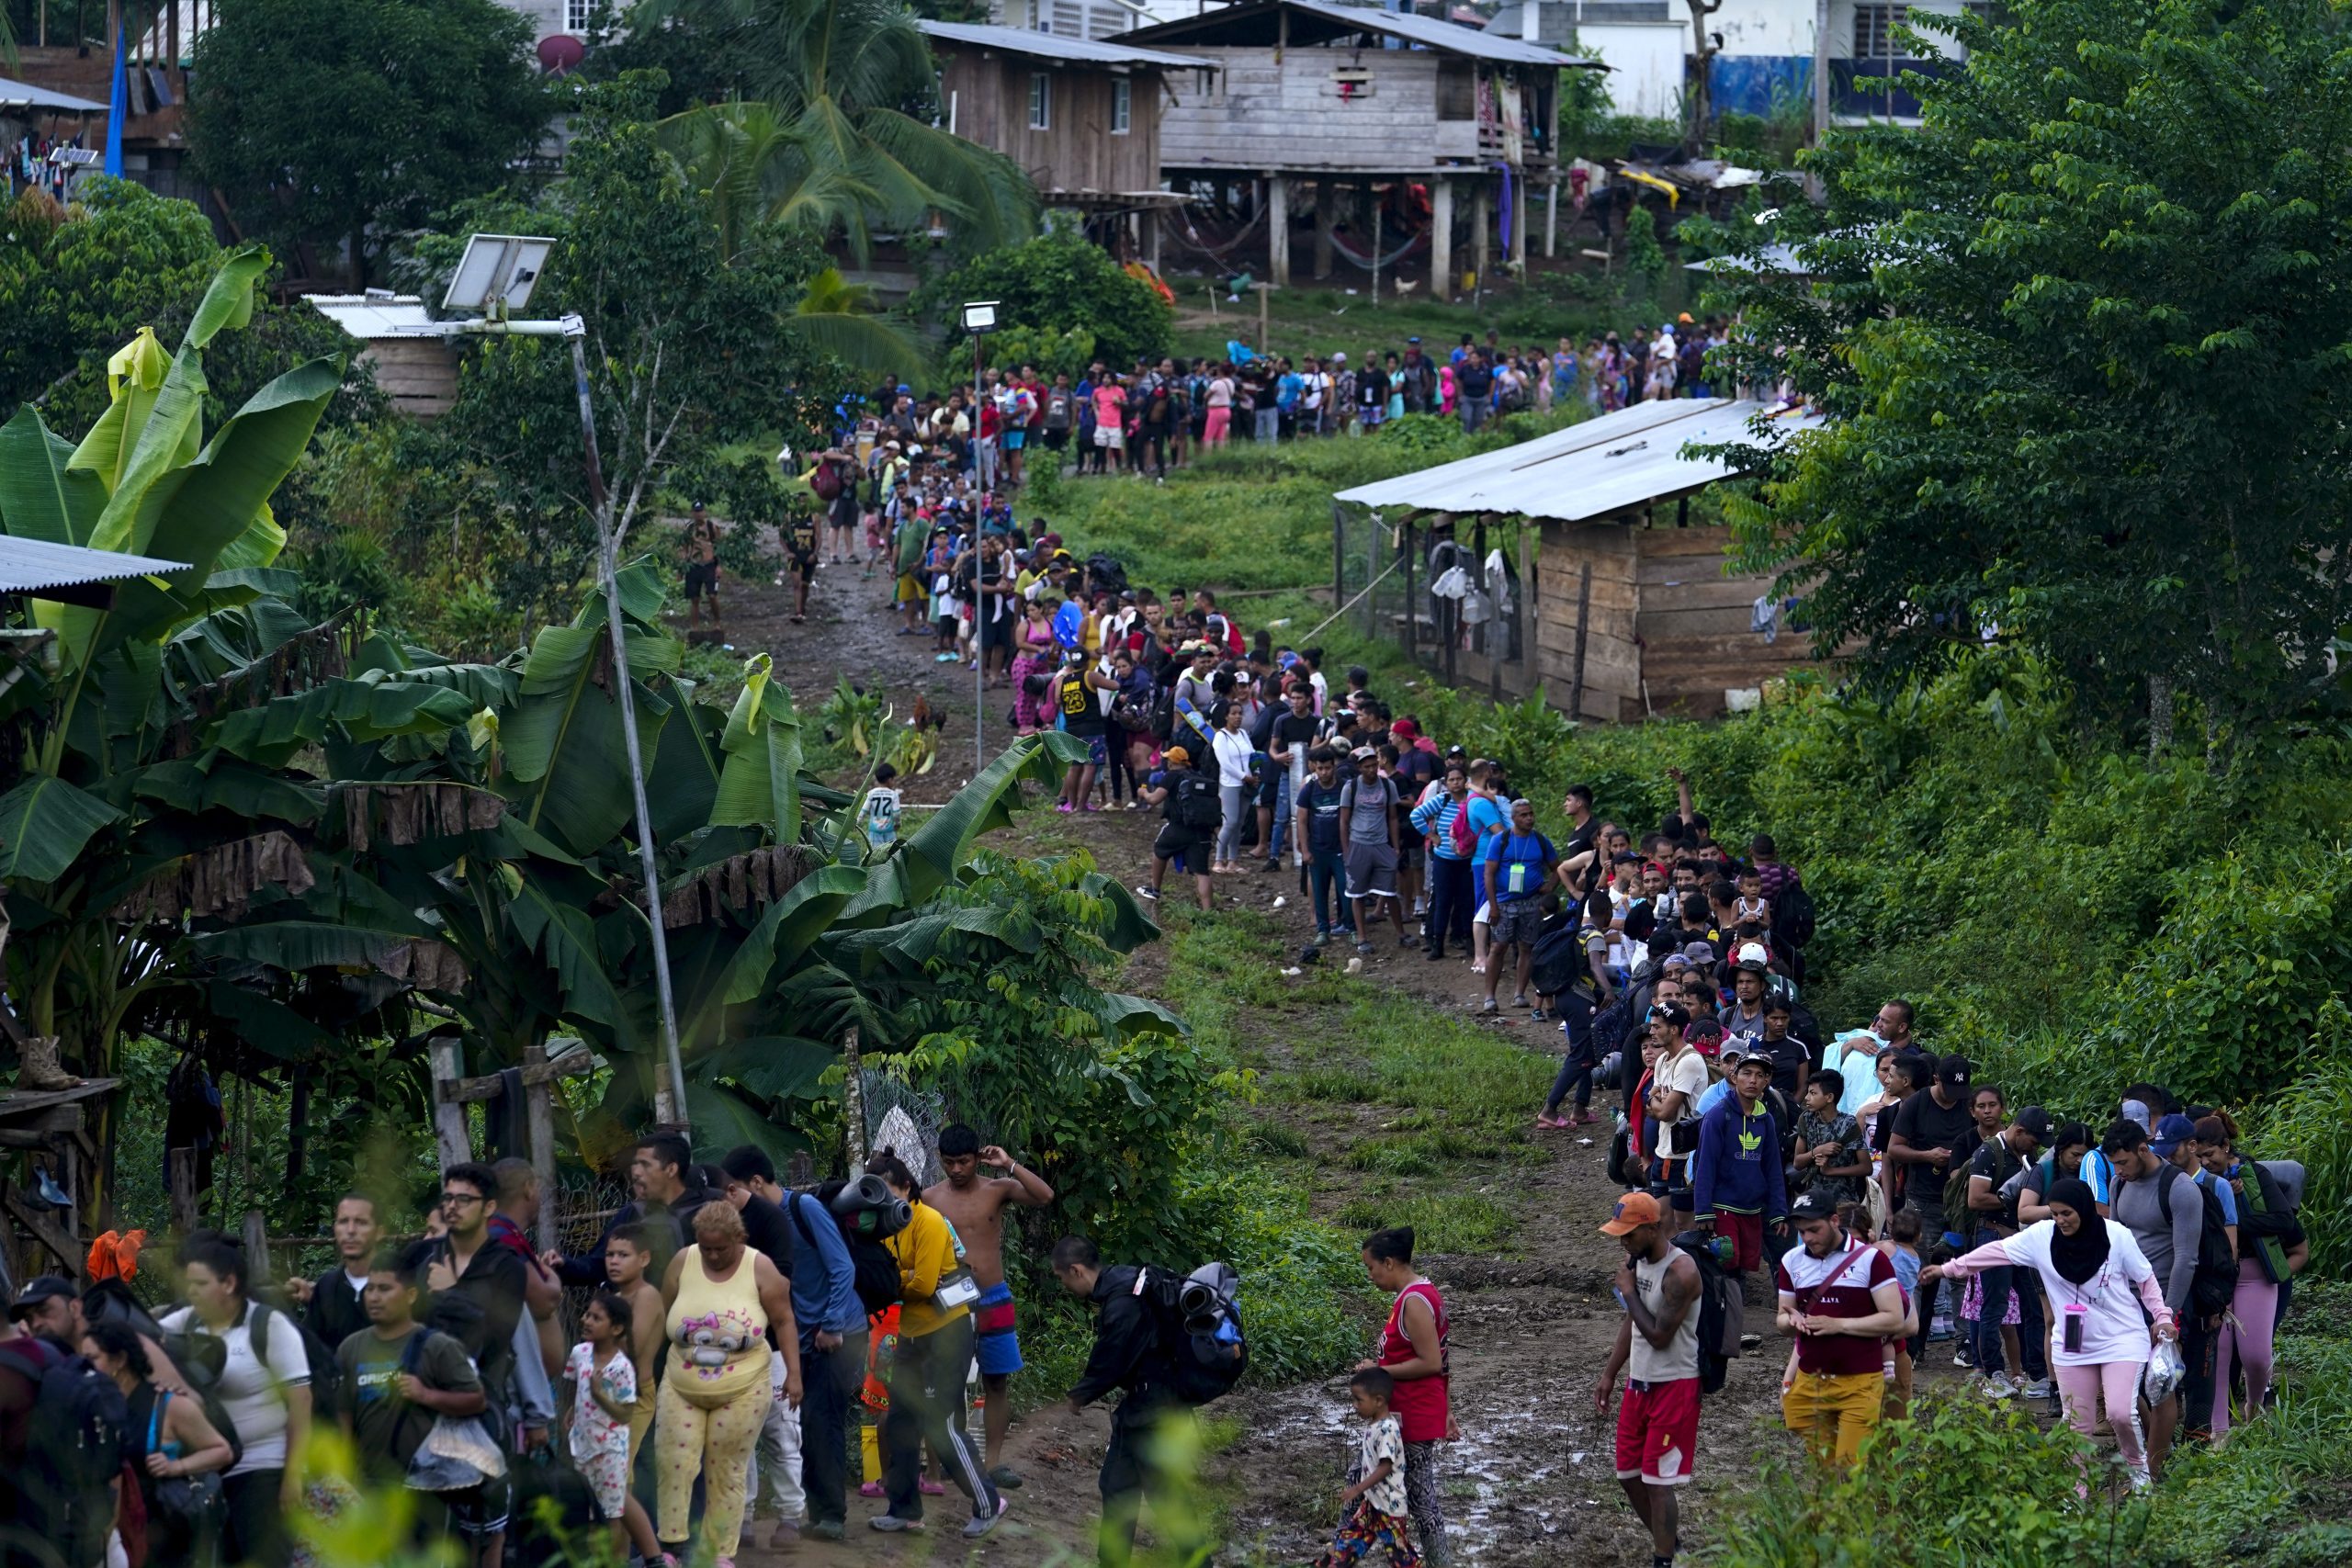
104;29;126;175
1331;398;1822;524
0;76;107;113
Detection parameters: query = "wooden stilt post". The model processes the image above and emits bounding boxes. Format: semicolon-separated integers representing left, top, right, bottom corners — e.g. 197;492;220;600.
524;1041;560;1253
428;1037;472;1176
168;1148;198;1237
241;1209;272;1287
1570;560;1593;720
842;1027;866;1170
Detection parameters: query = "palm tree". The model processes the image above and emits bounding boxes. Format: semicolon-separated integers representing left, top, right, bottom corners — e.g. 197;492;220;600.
639;0;1040;258
786;264;931;384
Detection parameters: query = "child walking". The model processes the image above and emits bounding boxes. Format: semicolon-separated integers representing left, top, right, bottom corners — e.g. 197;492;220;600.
857;763;903;859
1316;1369;1421;1567
567;1290;663;1566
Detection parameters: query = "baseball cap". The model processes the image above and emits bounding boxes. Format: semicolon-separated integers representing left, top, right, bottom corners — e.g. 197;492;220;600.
1163;746;1191;766
2119;1099;2154;1132
1735;942;1770;970
2015;1106;2055;1143
1936;1054;1973;1089
1659;953;1690;972
1599;1191;1665;1236
1350;744;1377;761
1332;351;1347;363
1789;1190;1841;1224
2151;1113;2197;1158
1407;335;1422;344
1680;941;1717;964
1717;1037;1749;1064
1684;1019;1724;1054
7;1274;74;1321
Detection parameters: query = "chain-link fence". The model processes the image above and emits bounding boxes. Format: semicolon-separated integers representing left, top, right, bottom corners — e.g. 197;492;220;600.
1331;505;1532;701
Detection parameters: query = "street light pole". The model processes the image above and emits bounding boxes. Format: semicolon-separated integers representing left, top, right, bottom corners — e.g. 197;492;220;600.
961;300;1000;777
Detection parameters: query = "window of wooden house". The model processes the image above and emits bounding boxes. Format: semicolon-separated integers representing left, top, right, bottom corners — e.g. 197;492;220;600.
1852;4;1911;57
1436;61;1476;121
1112;77;1132;134
1029;72;1052;130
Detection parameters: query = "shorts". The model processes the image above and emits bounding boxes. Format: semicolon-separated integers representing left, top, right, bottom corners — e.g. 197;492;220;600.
974;1281;1023;1377
1647;1154;1693;1212
1002;429;1025;450
1715;1209;1764;1273
1472;900;1492;928
1397;841;1426;872
1094;425;1125;450
896;572;922;604
1080;732;1109;766
1613;1376;1701;1486
1044;426;1069;449
1362;407;1385;428
787;549;817;578
979;613;1012;649
1155;823;1208;873
1491;897;1545;946
445;1476;511;1538
684;560;718;599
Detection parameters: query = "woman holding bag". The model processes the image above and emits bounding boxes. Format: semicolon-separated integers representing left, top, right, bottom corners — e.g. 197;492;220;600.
85;1320;234;1568
656;1202;802;1568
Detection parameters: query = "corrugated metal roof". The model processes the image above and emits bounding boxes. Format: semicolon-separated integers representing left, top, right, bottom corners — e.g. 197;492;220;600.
1332;399;1821;522
0;75;108;113
919;19;1214;69
0;536;193;592
303;294;455;340
1119;0;1599;66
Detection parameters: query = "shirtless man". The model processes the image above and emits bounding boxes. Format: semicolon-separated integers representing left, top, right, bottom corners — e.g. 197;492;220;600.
683;502;723;634
923;1122;1055;1488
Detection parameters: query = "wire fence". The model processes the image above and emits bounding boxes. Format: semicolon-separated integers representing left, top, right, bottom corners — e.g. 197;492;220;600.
1332;505;1532;702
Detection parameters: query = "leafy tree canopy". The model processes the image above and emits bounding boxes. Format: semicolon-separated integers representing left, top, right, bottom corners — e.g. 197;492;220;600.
187;0;554;288
923;219;1174;373
1701;0;2352;750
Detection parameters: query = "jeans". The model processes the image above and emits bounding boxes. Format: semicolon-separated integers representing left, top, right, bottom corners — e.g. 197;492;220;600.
884;1319;998;1523
1967;1232;2047;1382
1544;989;1598;1113
1261;771;1291;862
1216;781;1249;863
1460;399;1488;434
1307;849;1351;933
1426;854;1473;953
1253;407;1280;443
797;1330;865;1527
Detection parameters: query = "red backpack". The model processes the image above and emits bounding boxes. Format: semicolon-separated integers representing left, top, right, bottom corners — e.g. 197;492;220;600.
1448;792;1484;858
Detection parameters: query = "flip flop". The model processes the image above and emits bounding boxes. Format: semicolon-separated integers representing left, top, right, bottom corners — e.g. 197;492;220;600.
1534;1114;1570;1130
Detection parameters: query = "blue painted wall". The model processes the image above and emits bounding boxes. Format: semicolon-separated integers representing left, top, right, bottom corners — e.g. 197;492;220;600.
1709;54;1814;118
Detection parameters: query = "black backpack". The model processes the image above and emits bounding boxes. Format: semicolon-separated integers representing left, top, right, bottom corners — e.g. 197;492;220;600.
1086;554;1129;597
0;1337;129;1550
253;1300;343;1423
1528;917;1585;998
1669;1232;1743;1394
1137;1265;1249;1406
791;1189;902;1316
159;1324;248;1471
1171;773;1223;831
1776;881;1818;948
2154;1168;2240;1319
1590;992;1636;1064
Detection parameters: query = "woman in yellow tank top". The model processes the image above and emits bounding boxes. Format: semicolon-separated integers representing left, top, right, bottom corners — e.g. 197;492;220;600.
655;1201;802;1568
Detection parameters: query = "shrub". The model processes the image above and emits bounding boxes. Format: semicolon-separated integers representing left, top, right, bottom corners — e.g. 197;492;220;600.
923;219;1173;371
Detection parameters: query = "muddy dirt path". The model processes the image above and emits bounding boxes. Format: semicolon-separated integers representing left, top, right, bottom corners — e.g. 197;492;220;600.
692;540;1927;1566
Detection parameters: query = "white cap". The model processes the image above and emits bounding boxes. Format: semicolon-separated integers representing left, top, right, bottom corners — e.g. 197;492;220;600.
1736;942;1770;967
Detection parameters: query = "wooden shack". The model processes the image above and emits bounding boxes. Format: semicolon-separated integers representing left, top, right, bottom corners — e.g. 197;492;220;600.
1334;399;1830;721
1112;0;1600;296
919;20;1212;222
304;294;458;419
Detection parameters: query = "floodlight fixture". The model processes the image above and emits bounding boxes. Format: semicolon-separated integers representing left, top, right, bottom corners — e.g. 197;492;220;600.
444;234;558;315
960;299;1000;334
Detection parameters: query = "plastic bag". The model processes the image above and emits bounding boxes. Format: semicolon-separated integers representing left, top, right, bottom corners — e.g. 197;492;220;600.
406;1415;508;1493
2140;1337;2186;1408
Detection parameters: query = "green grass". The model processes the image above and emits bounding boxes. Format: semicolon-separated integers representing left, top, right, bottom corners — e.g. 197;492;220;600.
1330;1189;1519;1255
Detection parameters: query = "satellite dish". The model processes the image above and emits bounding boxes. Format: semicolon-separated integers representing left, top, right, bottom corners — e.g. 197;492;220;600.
537;34;586;74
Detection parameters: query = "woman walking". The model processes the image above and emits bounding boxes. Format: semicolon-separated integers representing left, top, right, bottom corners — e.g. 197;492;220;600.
1358;1229;1452;1566
1921;1178;2174;1489
656;1202;802;1568
1209;699;1257;873
85;1320;234;1568
160;1237;310;1568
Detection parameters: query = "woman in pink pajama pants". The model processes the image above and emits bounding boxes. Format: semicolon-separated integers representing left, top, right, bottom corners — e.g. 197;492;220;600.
1924;1178;2176;1488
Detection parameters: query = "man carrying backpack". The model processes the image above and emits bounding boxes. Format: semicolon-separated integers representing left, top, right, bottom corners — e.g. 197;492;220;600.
2101;1116;2214;1477
1137;746;1217;912
5;1279;131;1568
1052;1235;1184;1568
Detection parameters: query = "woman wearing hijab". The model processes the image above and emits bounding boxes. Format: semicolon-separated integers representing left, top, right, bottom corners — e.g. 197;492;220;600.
1922;1177;2176;1487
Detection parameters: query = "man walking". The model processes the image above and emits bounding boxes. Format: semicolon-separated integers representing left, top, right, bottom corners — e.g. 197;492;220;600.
1774;1191;1905;1468
925;1125;1057;1490
1885;1054;1976;1341
1594;1193;1700;1568
1690;1051;1790;1290
2103;1117;2207;1475
1053;1236;1183;1568
1479;798;1555;1016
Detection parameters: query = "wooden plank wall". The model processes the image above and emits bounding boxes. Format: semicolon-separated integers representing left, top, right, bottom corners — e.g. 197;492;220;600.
1159;47;1481;171
940;51;1163;195
363;341;456;420
1535;520;1819;722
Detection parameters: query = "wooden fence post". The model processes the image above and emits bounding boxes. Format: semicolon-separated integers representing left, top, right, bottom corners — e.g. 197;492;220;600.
427;1036;472;1176
167;1147;198;1237
241;1209;272;1286
1570;560;1593;721
1519;525;1536;694
524;1041;560;1253
1330;501;1345;617
1402;520;1417;666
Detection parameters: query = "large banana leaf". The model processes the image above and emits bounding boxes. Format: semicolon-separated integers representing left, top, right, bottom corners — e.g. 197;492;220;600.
0;406;107;547
837;730;1084;923
501;615;681;858
694;1035;836;1101
122;759;326;825
0;776;124;883
208;679;478;765
711;654;803;840
507;880;628;1033
709;862;867;1015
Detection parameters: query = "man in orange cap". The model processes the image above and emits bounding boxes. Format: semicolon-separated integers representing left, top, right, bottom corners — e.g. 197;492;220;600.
1593;1191;1700;1568
1136;746;1216;911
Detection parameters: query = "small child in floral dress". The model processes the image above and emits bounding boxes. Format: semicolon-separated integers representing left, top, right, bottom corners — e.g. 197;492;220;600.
567;1290;662;1563
1317;1368;1421;1567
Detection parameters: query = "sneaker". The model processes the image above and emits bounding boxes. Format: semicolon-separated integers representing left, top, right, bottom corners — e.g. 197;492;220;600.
1356;942;1375;955
1981;1374;2018;1400
989;1466;1024;1490
1511;993;1530;1010
767;1519;802;1551
1952;1348;1973;1368
869;1515;922;1533
1530;1006;1548;1021
1135;886;1159;900
1479;998;1499;1014
807;1521;846;1542
1260;859;1278;873
2020;1378;2056;1400
963;1497;1012;1540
